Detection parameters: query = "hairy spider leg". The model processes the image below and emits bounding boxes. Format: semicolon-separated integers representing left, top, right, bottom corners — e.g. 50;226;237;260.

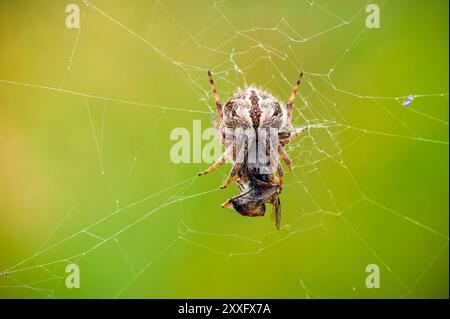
221;138;251;189
286;72;304;131
277;162;284;193
277;144;292;170
220;162;242;189
197;146;232;176
272;194;281;230
266;144;285;193
278;126;309;146
210;111;222;142
208;70;225;142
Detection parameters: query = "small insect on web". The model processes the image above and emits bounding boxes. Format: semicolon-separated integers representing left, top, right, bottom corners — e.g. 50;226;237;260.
402;95;414;107
198;70;309;230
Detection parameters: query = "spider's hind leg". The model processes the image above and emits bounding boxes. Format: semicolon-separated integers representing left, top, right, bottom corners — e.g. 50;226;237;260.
286;72;304;131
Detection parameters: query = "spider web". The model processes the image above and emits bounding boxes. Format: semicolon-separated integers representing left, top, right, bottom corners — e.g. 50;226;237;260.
0;0;448;298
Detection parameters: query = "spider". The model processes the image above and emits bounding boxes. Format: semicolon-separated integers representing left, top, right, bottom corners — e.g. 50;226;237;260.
198;70;308;229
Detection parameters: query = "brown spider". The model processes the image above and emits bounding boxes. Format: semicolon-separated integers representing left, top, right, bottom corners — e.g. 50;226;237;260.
198;70;308;229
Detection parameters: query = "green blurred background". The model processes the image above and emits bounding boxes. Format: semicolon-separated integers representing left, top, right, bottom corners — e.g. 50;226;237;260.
0;0;448;298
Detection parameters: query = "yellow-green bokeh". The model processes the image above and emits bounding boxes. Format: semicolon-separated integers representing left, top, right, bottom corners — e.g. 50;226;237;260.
0;0;448;298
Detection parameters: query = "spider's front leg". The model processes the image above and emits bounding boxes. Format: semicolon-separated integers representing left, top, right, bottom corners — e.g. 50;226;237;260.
220;162;242;189
271;193;281;230
267;140;285;193
277;144;292;170
276;126;309;169
279;126;309;147
197;146;232;176
208;70;225;144
210;112;223;145
277;162;284;193
220;138;248;189
265;142;284;193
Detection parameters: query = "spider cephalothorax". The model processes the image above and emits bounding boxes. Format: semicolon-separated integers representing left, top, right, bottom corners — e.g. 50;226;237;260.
198;70;308;229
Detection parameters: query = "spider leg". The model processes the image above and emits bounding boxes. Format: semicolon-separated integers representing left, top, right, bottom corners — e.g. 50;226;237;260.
266;141;284;192
277;144;292;170
277;162;284;193
208;70;225;139
286;72;304;131
220;162;242;189
210;111;226;146
221;139;248;189
268;173;279;185
210;112;221;141
279;126;308;146
271;194;281;230
197;146;232;176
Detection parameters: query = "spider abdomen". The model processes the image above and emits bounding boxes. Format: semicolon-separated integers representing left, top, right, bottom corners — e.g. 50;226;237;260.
223;88;285;131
